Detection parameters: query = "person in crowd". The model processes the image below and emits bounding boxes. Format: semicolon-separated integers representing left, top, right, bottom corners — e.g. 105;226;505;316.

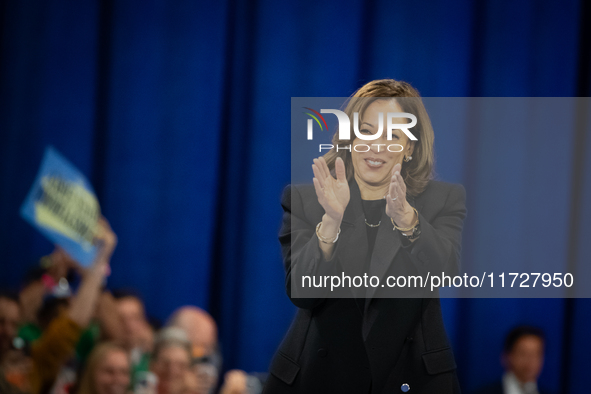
113;289;154;382
18;247;123;355
167;307;266;394
0;291;20;358
167;307;217;361
264;79;466;393
15;287;123;393
473;326;549;394
150;327;194;394
0;337;31;393
14;245;123;393
167;306;219;393
219;369;267;394
18;274;47;328
0;217;117;394
76;342;130;394
0;291;27;393
18;245;88;327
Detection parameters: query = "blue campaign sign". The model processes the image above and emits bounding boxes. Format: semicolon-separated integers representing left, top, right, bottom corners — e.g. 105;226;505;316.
20;147;100;266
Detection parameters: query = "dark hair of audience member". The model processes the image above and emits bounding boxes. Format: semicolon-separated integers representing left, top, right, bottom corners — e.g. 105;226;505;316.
111;288;144;303
0;289;19;304
37;297;70;330
20;266;46;288
503;326;545;354
112;288;162;330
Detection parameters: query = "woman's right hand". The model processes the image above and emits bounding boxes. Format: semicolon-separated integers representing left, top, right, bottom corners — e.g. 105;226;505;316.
312;157;350;224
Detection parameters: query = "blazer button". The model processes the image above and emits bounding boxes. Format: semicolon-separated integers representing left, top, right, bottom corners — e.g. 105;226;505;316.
401;383;410;392
317;348;328;358
405;336;413;342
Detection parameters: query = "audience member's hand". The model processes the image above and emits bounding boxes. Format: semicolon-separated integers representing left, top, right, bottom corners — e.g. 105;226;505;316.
94;217;118;268
219;369;248;394
193;363;218;394
48;246;85;279
47;246;72;280
68;216;117;328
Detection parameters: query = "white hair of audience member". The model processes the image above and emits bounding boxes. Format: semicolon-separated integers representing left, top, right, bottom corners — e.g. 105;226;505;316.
152;327;192;359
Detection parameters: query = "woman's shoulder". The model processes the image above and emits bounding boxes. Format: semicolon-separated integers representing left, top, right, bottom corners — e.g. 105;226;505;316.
416;180;467;214
421;179;466;196
416;179;466;208
281;183;316;200
280;184;325;220
280;183;321;208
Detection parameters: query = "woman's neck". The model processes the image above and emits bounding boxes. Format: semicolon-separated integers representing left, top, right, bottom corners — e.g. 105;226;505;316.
355;174;389;200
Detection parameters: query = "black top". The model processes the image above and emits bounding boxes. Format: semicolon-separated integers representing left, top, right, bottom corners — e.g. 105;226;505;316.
361;198;386;259
360;198;386;301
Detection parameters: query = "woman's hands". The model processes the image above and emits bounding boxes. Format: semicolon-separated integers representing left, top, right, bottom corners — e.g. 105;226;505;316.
312;157;349;257
385;163;416;229
312;157;350;223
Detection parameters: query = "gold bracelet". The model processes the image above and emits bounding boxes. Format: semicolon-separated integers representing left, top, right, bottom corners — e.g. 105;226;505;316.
391;207;419;232
316;222;341;244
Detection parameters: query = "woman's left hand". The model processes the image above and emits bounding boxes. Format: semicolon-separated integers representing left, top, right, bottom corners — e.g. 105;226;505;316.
385;163;416;228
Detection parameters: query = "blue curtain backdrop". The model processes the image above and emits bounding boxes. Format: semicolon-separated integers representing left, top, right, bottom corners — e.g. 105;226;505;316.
1;0;590;392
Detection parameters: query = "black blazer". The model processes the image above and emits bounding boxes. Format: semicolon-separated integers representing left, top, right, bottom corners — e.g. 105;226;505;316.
263;179;467;394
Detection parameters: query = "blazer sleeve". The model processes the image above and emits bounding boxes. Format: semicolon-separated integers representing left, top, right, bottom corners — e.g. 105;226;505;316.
403;183;467;277
279;185;342;309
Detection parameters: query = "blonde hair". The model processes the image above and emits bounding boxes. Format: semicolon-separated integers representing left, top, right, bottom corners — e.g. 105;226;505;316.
323;79;435;196
77;342;130;394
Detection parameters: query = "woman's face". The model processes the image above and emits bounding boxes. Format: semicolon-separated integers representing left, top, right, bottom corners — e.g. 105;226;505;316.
94;350;130;394
151;345;191;394
351;99;414;192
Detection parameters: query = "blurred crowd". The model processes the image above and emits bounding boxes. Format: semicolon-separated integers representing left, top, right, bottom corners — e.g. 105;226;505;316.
0;218;551;394
0;219;265;394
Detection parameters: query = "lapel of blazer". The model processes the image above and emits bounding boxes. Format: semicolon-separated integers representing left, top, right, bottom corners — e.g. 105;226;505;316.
338;180;368;279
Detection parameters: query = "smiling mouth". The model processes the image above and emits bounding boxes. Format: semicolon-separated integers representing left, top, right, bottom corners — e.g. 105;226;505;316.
364;158;386;168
